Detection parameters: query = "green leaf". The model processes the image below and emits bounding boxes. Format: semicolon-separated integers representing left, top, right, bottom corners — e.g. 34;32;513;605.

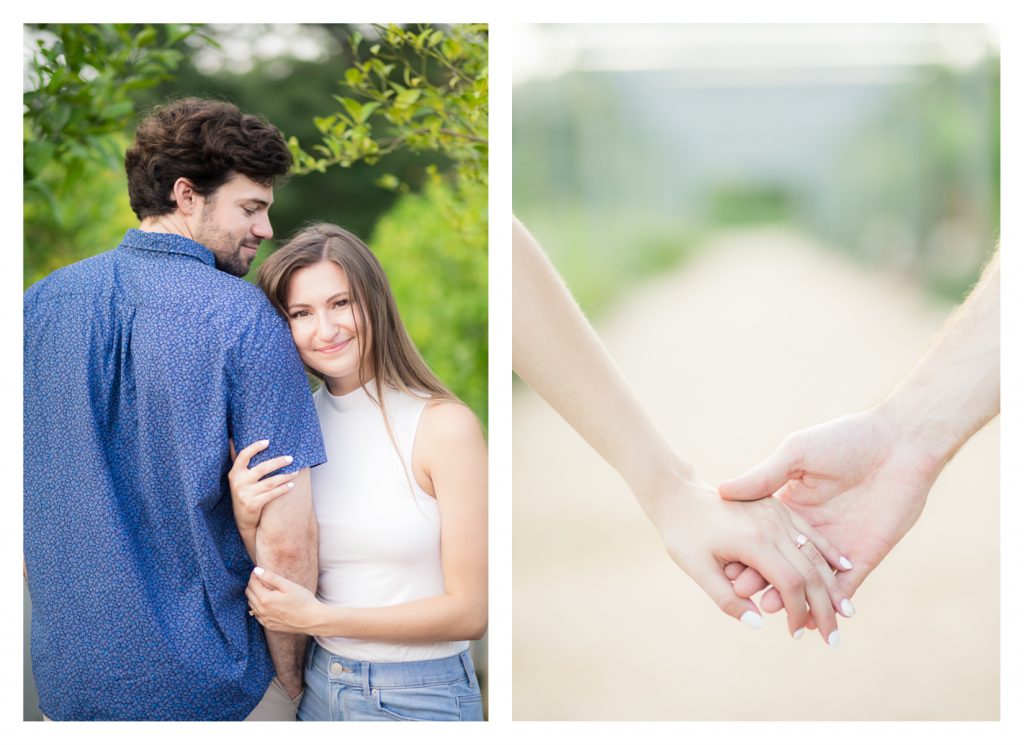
103;100;134;120
23;140;57;181
357;101;381;124
134;27;156;48
337;97;363;122
375;173;400;190
395;88;422;107
313;115;337;134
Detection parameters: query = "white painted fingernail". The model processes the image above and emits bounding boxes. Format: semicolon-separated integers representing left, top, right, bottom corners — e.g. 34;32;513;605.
828;630;841;647
285;455;294;464
740;611;763;630
792;628;805;640
254;567;265;577
287;482;295;489
839;556;853;570
840;599;856;617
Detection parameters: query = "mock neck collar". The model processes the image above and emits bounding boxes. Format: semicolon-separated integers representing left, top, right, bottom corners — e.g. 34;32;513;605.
320;380;381;414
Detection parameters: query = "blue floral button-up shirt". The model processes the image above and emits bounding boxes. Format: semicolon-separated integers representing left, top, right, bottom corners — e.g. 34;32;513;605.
23;229;327;720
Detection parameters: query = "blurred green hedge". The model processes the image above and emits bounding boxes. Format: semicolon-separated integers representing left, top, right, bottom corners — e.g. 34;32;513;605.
370;179;488;428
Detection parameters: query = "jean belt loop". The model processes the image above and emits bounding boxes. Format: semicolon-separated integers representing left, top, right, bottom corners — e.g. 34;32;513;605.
459;650;475;688
361;661;371;697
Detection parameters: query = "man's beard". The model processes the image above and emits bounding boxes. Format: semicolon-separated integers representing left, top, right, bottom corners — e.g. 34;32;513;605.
195;206;258;277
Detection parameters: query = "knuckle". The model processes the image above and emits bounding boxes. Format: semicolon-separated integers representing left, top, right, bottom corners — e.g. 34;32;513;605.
801;566;822;586
806;536;831;556
779;434;803;460
807;547;829;569
714;593;734;614
802;543;827;567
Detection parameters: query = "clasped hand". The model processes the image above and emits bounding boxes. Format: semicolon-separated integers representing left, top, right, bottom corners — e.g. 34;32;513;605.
717;410;939;625
649;470;854;645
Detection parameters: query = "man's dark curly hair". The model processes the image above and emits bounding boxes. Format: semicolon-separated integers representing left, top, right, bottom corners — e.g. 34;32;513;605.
124;97;293;220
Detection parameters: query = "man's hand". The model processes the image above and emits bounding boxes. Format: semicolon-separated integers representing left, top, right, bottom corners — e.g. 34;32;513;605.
718;409;944;611
721;247;999;617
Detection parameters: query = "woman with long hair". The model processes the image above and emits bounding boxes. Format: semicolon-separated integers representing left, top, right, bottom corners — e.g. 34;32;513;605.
230;223;486;721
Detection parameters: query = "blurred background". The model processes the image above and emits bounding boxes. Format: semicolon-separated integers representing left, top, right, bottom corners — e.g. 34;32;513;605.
512;23;999;720
22;23;487;720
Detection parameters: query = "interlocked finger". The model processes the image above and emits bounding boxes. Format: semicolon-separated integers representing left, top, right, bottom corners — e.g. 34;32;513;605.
779;536;839;645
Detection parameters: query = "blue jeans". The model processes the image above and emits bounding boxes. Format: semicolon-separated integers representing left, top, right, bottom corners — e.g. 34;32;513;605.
297;641;484;721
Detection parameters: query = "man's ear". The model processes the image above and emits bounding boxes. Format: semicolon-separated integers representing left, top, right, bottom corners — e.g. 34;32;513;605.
170;177;200;216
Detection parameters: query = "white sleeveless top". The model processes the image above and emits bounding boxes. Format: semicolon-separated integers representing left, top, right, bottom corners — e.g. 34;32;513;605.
310;382;469;662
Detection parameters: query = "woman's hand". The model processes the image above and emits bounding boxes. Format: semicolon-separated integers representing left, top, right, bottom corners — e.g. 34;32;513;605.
246;566;326;634
227;439;297;559
648;472;853;645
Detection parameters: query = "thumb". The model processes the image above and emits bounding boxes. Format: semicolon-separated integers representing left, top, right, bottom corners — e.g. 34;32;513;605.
690;557;764;631
252;566;283;591
719;446;797;502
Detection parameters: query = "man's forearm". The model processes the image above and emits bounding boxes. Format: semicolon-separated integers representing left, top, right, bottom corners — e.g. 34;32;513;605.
254;467;318;695
878;248;1000;464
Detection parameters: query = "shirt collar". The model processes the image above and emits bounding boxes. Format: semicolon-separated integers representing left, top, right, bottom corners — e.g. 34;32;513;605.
117;228;217;268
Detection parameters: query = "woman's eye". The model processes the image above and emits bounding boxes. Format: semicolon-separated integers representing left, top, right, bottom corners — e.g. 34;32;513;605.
243;207;256;216
334;299;349;308
290;310;310;319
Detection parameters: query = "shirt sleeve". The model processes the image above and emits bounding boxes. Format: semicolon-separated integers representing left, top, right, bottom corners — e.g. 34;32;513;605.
226;302;327;474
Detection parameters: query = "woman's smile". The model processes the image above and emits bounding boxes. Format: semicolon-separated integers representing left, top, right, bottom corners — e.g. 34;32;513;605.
316;337;352;355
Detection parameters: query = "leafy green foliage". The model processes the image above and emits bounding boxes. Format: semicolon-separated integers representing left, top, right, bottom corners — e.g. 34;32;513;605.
370;180;488;427
24;148;141;287
834;61;1000;299
24;24;209;186
289;24;487;190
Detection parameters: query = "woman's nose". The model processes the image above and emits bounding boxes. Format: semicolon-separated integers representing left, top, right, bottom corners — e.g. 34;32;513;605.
316;311;338;340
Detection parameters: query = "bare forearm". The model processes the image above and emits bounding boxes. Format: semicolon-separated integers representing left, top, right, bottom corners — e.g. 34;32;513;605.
253;467;317;588
309;593;487;643
254;520;317;589
878;249;1000;463
255;520;316;694
253;469;318;693
238;526;258;564
512;217;692;516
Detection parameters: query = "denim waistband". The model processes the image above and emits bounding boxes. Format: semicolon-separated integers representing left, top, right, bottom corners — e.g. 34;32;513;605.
307;642;477;690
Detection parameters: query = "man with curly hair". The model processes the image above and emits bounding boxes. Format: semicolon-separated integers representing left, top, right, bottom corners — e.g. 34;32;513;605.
24;98;326;720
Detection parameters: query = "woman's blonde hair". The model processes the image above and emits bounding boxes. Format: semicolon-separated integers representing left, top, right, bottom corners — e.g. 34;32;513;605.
258;222;453;407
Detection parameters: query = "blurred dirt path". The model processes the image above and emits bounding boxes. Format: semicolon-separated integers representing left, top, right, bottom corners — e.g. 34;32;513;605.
512;227;998;720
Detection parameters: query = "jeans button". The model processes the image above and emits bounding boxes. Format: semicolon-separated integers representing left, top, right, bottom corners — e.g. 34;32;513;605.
330;662;344;675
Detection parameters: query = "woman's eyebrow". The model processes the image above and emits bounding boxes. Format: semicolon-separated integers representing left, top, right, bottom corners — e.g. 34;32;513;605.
286;292;349;311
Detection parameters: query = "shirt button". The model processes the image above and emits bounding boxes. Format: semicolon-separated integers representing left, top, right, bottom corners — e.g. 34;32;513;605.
330;662;344;675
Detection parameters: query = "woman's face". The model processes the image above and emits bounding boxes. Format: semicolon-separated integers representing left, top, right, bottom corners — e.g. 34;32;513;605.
285;260;370;394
